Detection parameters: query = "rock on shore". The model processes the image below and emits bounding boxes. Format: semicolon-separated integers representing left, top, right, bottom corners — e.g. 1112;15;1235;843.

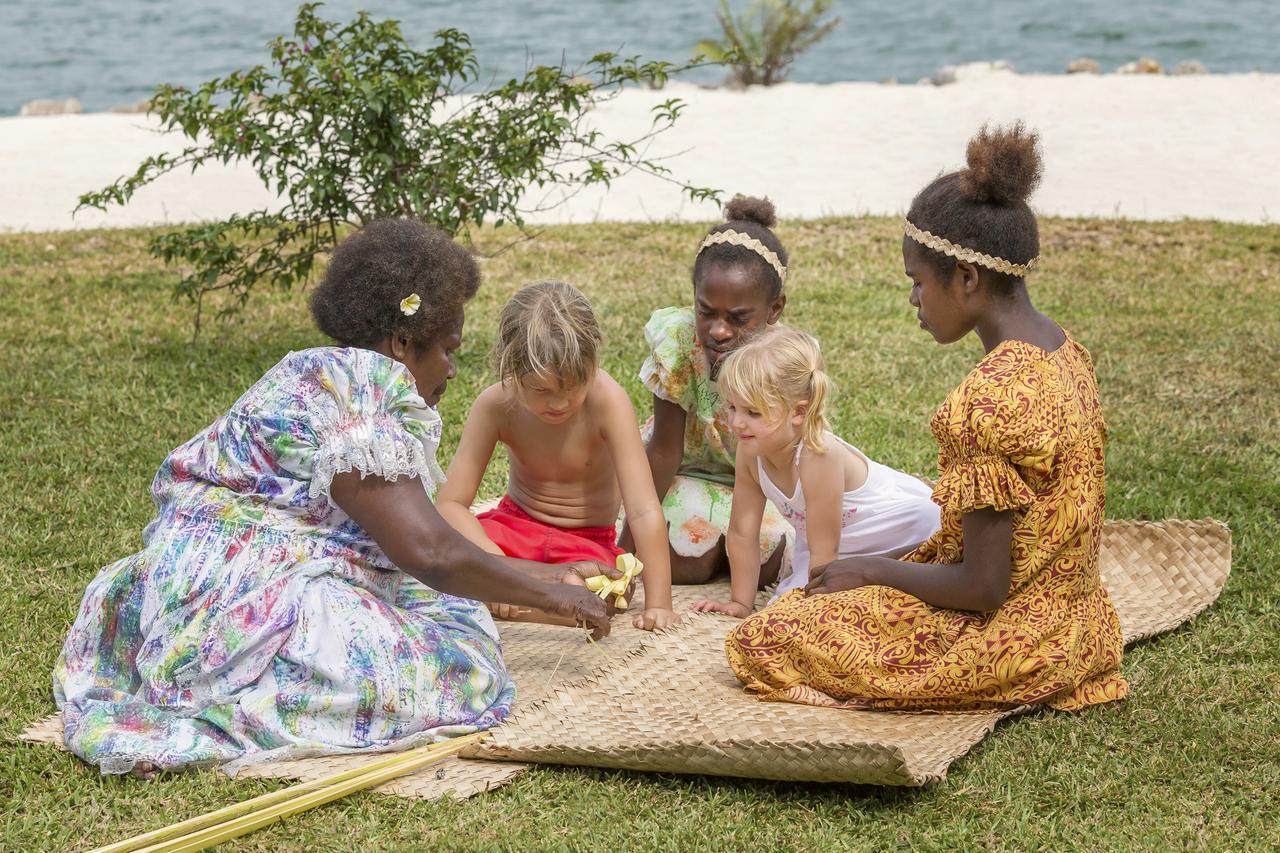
19;98;82;116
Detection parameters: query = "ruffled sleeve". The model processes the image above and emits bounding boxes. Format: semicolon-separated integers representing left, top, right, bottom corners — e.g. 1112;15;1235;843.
638;306;697;407
269;347;447;504
931;346;1061;514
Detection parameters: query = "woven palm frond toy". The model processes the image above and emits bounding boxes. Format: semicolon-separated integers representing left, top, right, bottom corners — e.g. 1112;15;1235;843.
584;554;643;609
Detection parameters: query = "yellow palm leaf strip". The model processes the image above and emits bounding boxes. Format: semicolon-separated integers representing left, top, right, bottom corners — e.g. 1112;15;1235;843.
92;731;488;853
135;732;488;853
584;553;643;608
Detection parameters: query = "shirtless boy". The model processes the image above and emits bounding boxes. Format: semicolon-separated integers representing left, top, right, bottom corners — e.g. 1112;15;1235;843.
437;281;679;631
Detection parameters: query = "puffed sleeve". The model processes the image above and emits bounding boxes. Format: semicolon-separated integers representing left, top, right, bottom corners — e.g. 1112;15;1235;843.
270;348;448;504
638;306;697;407
932;349;1060;514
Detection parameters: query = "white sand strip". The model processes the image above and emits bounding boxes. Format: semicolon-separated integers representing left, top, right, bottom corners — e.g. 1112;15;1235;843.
2;73;1277;232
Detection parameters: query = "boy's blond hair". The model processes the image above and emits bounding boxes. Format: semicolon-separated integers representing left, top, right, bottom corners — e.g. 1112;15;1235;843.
495;280;602;389
718;325;832;453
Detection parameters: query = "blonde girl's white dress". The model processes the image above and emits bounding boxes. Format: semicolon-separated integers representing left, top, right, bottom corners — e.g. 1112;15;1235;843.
758;434;942;600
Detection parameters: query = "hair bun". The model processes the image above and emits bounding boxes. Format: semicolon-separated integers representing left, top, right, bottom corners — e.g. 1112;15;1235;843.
960;122;1043;206
724;195;778;229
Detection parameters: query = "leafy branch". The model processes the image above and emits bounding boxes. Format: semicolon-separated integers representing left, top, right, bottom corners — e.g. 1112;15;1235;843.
79;4;721;333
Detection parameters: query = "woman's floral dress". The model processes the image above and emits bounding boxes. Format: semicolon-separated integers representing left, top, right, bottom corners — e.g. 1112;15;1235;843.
54;347;514;775
726;337;1128;712
640;307;792;563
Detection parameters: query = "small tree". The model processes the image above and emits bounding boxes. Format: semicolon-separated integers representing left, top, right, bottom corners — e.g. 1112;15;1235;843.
695;0;840;87
79;3;719;331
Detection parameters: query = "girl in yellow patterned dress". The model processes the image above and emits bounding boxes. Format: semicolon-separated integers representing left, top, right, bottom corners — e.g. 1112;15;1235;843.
726;123;1129;712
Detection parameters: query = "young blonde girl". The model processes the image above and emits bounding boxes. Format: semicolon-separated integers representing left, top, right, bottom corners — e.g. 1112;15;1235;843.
691;326;940;617
438;281;678;631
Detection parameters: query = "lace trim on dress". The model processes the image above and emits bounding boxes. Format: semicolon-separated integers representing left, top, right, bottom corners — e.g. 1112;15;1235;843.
310;415;446;503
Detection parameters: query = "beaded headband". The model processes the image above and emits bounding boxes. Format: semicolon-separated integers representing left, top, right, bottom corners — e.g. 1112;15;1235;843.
903;219;1038;277
698;228;788;284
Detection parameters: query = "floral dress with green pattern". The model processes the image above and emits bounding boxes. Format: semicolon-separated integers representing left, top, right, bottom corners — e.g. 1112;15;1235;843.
640;306;792;562
54;347;514;776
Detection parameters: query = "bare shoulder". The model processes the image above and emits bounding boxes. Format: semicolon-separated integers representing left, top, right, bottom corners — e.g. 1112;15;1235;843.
589;368;628;401
734;442;761;484
473;381;508;408
587;369;635;417
468;382;513;428
800;440;867;492
798;444;840;482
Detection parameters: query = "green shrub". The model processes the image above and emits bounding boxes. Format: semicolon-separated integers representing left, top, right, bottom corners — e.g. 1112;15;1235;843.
695;0;841;87
79;3;718;331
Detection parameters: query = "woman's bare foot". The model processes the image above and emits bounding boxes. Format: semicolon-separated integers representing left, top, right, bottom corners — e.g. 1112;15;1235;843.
131;761;159;781
487;601;577;626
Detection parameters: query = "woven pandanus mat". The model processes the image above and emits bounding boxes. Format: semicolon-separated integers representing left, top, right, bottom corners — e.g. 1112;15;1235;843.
465;518;1232;786
1096;519;1232;643
20;519;1230;794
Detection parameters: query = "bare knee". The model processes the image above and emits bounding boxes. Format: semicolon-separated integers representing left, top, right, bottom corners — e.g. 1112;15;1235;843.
670;542;726;585
757;538;788;589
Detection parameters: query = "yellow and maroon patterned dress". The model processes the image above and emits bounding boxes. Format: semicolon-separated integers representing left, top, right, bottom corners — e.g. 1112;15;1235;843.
726;336;1128;711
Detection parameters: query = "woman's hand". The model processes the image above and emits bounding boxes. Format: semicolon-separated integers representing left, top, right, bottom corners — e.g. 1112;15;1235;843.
542;585;614;640
804;557;876;597
559;559;633;614
559;560;621;586
689;598;751;618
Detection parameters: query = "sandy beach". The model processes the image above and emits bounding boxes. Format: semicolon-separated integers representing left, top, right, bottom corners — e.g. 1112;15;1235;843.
3;72;1277;232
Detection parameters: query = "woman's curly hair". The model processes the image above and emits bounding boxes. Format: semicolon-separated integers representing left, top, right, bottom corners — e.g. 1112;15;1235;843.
310;219;480;348
906;122;1042;289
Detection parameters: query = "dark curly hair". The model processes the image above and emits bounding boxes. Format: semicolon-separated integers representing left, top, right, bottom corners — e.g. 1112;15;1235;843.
906;122;1042;291
693;195;789;300
310;218;480;348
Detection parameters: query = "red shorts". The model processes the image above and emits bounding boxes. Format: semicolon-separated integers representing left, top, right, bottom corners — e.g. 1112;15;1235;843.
478;495;624;566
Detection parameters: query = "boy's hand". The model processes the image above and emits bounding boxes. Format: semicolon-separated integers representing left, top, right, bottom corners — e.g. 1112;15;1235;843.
689;598;751;618
633;607;680;631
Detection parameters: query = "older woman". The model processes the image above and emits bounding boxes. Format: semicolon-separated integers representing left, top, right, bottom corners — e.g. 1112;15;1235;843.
55;219;612;778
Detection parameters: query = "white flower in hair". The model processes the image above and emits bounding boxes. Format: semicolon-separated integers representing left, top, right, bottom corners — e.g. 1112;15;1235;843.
399;293;421;316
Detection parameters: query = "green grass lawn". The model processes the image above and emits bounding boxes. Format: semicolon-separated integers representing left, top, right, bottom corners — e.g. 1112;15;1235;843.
1;217;1277;850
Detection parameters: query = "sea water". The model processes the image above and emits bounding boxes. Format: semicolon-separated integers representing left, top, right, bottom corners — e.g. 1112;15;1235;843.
2;0;1277;114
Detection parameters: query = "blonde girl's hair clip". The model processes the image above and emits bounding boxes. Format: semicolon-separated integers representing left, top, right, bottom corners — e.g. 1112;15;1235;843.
400;293;421;316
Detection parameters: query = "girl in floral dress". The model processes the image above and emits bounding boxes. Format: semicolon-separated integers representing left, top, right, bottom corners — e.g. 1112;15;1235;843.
726;124;1128;712
622;196;795;586
54;220;613;778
